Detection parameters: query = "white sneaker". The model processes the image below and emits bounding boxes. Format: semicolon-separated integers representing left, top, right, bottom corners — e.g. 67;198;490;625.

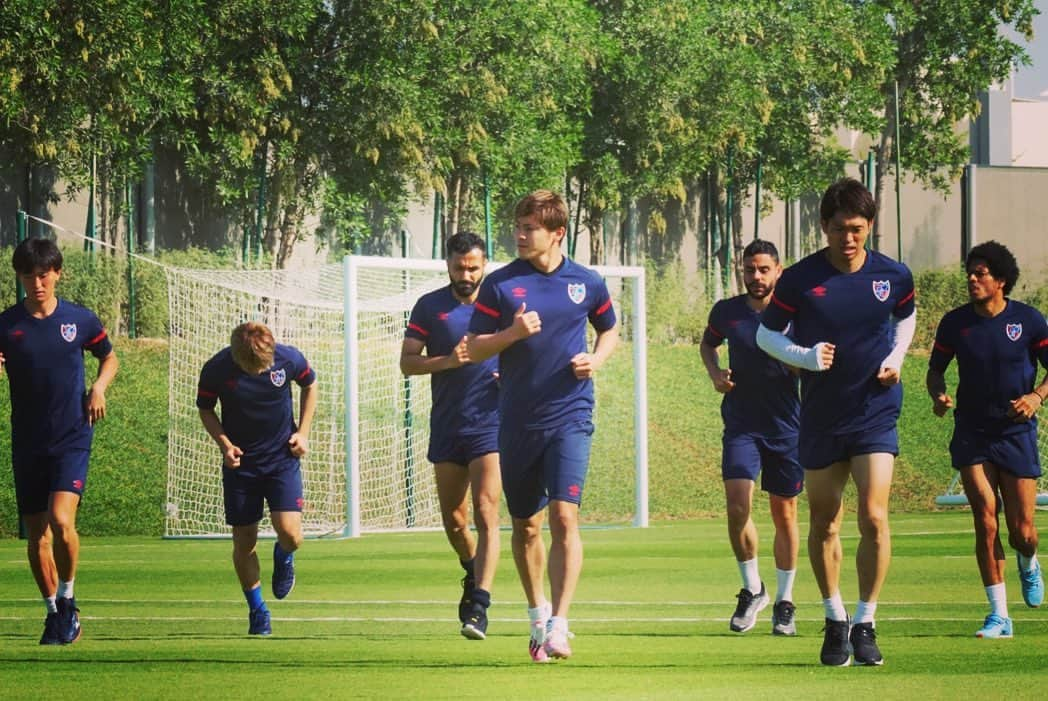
529;620;550;663
543;620;573;659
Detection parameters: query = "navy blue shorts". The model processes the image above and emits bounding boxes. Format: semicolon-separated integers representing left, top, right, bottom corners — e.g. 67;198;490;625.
950;427;1042;478
12;450;91;515
428;429;499;466
801;425;898;471
223;460;304;526
722;432;803;498
499;420;594;519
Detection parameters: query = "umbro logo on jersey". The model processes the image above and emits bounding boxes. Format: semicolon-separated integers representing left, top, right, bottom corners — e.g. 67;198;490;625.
270;368;287;387
812;286;827;297
60;323;77;342
1006;323;1023;341
567;283;586;304
438;312;449;321
512;287;527;298
872;280;891;302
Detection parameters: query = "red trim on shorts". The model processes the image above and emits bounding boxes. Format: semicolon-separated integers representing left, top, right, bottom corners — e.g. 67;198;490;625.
407;322;429;337
475;302;500;318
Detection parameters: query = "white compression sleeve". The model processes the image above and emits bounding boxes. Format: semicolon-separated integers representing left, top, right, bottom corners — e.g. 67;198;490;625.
756;323;829;372
881;310;916;371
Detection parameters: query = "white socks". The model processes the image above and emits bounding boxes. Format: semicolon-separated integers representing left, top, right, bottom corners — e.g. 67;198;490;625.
737;558;761;594
57;579;75;599
823;592;847;621
1018;552;1039;573
775;568;796;603
853;599;877;625
985;583;1009;618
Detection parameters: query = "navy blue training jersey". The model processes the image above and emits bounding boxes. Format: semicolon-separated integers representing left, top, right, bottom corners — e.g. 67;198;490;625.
197;344;316;474
761;249;915;436
468;257;617;430
0;299;113;455
702;295;799;438
405;285;499;440
929;300;1048;435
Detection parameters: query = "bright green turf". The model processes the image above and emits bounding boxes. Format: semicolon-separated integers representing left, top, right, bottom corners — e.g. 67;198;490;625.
2;512;1046;699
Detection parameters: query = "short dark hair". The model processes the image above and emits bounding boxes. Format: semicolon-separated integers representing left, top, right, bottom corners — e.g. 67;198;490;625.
966;240;1019;295
12;237;63;275
742;239;779;262
820;177;876;222
446;231;486;258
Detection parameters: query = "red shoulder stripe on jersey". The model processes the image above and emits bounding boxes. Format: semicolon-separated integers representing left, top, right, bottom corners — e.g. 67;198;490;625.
705;324;724;338
933;340;953;354
407;322;429;337
1035;338;1048;350
475;302;500;318
296;365;312;381
85;330;108;346
895;289;915;307
197;389;218;398
770;295;796;313
595;298;612;315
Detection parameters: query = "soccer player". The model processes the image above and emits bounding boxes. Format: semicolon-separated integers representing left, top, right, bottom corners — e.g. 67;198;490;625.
197;321;317;636
926;241;1047;639
467;189;619;663
699;239;802;636
0;237;118;645
400;231;501;640
756;177;916;667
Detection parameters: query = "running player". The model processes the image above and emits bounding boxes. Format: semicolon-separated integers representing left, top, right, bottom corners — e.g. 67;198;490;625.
700;239;802;636
0;237;119;645
927;241;1047;638
757;177;916;666
401;231;501;640
467;189;619;662
197;322;317;636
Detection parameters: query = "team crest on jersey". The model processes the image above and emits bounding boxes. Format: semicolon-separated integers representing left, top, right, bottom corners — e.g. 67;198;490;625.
872;280;891;302
1006;323;1023;341
270;368;287;387
567;283;586;304
60;323;77;342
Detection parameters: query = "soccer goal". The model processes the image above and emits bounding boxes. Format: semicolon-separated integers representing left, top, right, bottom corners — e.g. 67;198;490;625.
164;256;648;538
935;428;1048;507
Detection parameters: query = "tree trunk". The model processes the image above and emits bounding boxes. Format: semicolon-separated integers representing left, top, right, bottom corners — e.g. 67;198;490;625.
447;173;463;237
587;205;605;265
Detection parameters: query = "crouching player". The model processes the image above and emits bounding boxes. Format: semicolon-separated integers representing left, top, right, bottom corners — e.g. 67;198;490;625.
927;241;1047;638
197;322;317;635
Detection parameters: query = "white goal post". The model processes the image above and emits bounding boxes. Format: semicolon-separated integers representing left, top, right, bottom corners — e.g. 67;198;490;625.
165;255;648;538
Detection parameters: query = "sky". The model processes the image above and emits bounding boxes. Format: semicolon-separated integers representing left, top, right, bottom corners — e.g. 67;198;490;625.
1012;0;1048;98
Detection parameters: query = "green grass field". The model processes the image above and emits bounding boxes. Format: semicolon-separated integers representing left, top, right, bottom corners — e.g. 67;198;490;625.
2;512;1047;699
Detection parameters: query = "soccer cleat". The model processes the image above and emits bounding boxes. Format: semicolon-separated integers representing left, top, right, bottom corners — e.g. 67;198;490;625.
39;612;62;645
248;606;272;636
543;620;572;660
272;543;296;600
820;617;852;667
771;600;797;636
729;583;770;633
1018;559;1044;608
56;597;82;645
458;574;476;624
529;620;550;663
460;603;488;640
849;622;884;666
975;613;1013;639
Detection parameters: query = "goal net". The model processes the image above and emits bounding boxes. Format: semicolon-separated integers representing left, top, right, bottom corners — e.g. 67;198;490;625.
165;255;648;537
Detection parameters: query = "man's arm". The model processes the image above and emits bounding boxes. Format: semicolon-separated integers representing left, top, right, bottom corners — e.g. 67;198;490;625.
1009;372;1048;423
877;310;917;386
571;324;620;379
289;380;318;457
198;407;242;468
755;323;834;371
467;302;540;362
85;350;119;425
925;367;953;417
698;341;734;393
399;336;469;376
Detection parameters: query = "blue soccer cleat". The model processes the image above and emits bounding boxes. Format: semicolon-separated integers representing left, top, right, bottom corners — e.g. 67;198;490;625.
272;543;296;600
249;606;272;636
460;602;488;640
56;597;82;645
1018;559;1044;608
975;613;1013;639
39;612;62;645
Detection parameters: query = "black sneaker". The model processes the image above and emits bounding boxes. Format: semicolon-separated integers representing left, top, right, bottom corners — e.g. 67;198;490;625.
56;597;81;645
458;574;475;624
771;600;797;636
850;622;883;666
39;612;62;645
729;583;769;633
820;617;852;666
460;602;488;640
